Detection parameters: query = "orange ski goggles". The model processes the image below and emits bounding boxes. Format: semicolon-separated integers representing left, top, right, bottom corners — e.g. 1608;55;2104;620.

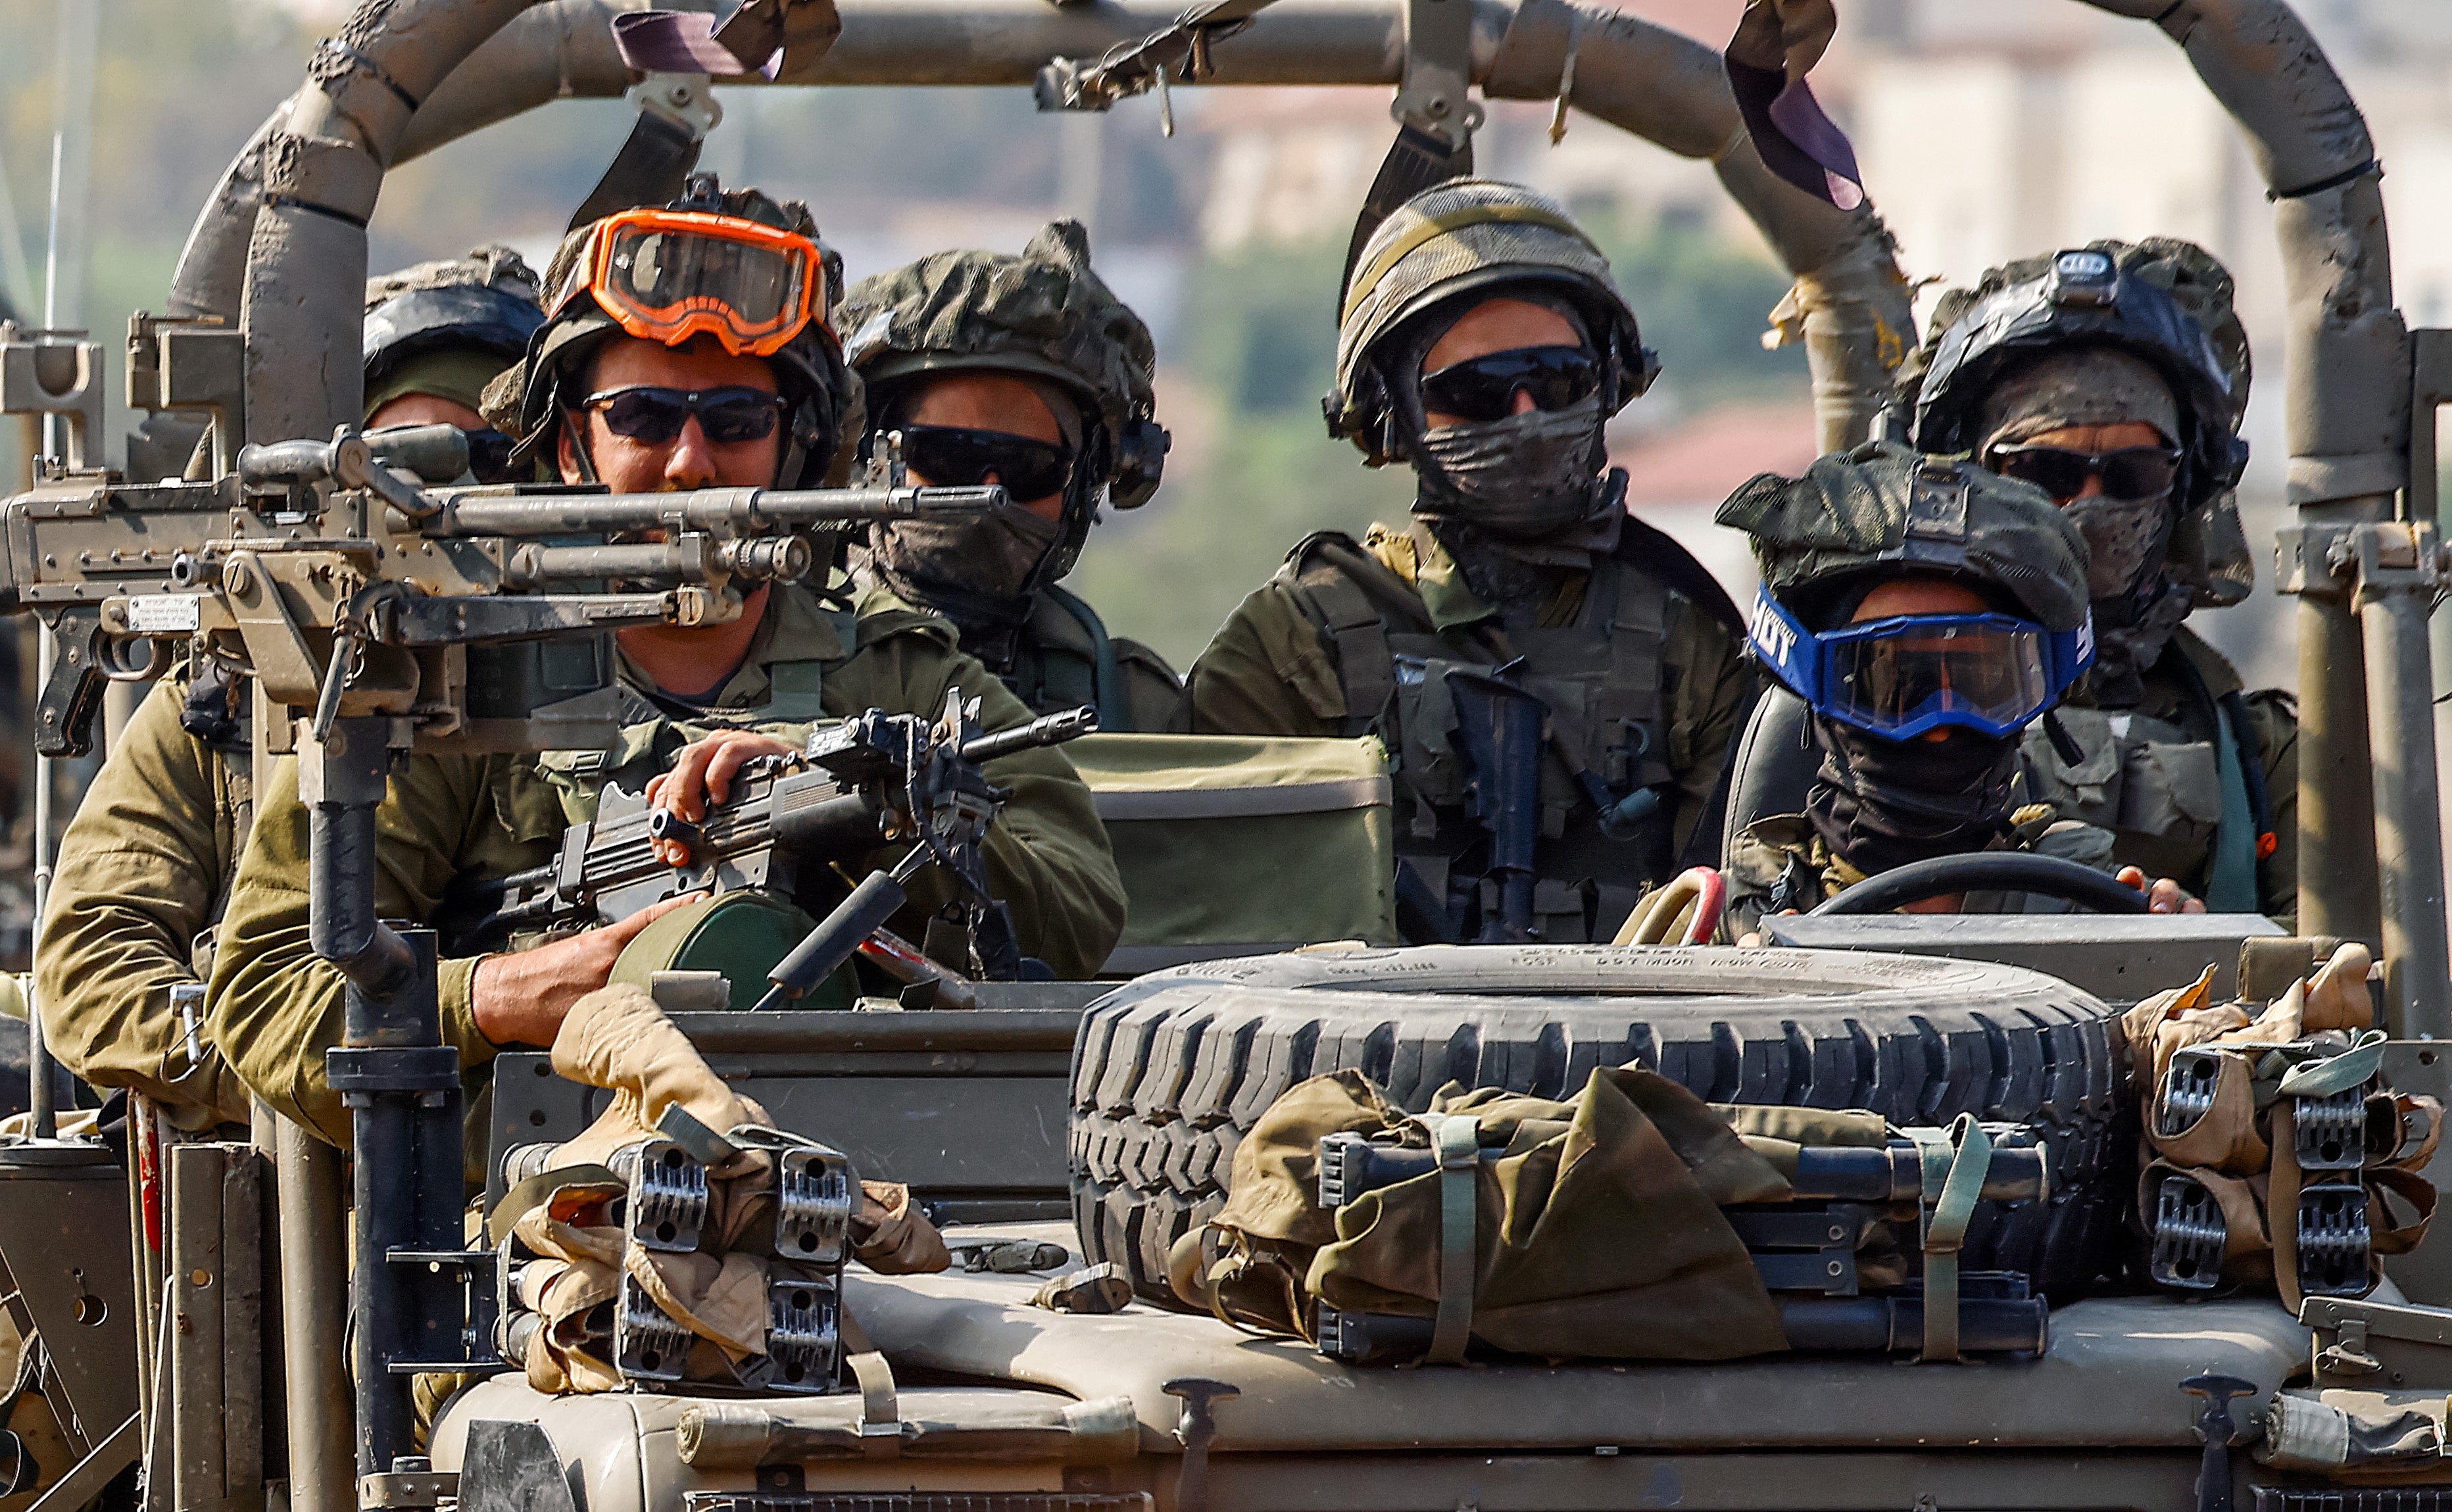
551;208;829;358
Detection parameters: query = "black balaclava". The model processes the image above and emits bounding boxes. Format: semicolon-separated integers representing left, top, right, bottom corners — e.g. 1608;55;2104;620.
1386;289;1620;611
864;374;1089;660
1805;719;2023;876
1977;345;2187;706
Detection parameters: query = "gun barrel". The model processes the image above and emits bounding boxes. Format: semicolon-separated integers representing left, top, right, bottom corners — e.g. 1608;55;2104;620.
501;535;813;588
422;483;1008;539
960;706;1098;764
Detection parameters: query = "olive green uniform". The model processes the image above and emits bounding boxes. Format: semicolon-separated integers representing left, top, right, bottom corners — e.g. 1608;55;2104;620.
1184;519;1752;942
1723;804;2116;939
36;671;252;1127
207;582;1124;1147
2021;628;2296;927
932;583;1180;734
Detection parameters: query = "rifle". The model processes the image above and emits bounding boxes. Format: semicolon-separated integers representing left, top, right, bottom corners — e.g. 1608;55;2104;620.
498;696;1097;992
1444;662;1545;942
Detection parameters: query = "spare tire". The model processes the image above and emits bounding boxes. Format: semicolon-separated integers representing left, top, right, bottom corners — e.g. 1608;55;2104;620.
1070;945;2132;1304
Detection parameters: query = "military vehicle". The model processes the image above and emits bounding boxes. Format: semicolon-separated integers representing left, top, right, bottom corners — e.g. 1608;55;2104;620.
1;2;2449;1512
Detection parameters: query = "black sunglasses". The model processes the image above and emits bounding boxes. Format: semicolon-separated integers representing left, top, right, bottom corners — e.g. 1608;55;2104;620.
580;386;787;446
462;427;521;485
896;424;1075;500
1419;345;1601;423
1989;443;2182;504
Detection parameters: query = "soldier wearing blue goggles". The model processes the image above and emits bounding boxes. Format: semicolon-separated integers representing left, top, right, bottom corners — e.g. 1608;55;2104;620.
1747;587;2094;743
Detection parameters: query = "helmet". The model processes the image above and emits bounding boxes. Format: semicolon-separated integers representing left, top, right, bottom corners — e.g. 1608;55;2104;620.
1719;441;2095;741
481;176;855;490
1324;180;1657;466
363;245;544;419
838;218;1167;591
1720;440;2092;633
1906;239;2252;606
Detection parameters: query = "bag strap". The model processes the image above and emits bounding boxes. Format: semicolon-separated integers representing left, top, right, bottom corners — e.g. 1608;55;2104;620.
2167;648;2261;912
1044;583;1126;729
1904;1116;1994;1363
1414;1112;1481;1365
1287;535;1414;738
837;1307;902;1457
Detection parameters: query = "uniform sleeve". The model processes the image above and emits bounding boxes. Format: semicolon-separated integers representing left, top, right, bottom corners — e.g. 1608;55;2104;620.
36;675;249;1124
1661;600;1756;862
205;752;503;1146
2247;689;2299;931
835;632;1126;979
1181;583;1346;737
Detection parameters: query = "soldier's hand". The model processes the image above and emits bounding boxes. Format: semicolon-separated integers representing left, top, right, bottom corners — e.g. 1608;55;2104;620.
2115;866;2205;915
646;730;799;866
472;892;705;1046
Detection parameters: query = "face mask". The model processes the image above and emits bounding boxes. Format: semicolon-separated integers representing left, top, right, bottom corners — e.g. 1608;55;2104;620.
1411;395;1606;538
1805;718;2021;876
871;503;1065;623
2084;572;2194;709
2063;492;2174;601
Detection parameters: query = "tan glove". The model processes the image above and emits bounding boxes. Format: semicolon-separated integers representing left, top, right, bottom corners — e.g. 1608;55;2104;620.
851;1181;950;1274
547;984;770;1170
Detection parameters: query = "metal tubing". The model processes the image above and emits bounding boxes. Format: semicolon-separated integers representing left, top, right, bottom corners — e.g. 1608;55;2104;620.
241;0;541;444
27;619;56;1140
2360;579;2452;1036
276;1121;353;1512
2084;0;2411;940
342;931;455;1478
182;0;1909;456
306;719;416;1003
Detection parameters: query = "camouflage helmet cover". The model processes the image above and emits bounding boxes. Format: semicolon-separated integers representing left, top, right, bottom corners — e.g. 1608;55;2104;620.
481;181;858;487
1901;237;2252;608
1327;179;1656;463
1717;440;2093;633
363;243;545;404
837;219;1158;446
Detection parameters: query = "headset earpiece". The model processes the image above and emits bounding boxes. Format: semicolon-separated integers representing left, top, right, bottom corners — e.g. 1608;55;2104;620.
1110;416;1169;508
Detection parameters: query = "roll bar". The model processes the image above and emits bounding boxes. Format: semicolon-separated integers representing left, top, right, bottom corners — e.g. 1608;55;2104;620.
170;0;1913;454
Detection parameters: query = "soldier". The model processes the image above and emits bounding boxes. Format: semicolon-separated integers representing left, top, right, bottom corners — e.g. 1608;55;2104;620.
1907;240;2295;924
34;249;549;1131
206;181;1122;1146
364;243;546;465
1717;442;2199;937
841;220;1178;729
1181;180;1752;944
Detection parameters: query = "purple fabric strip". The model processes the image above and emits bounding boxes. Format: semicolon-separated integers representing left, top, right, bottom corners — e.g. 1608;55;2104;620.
1725;56;1865;211
612;9;779;77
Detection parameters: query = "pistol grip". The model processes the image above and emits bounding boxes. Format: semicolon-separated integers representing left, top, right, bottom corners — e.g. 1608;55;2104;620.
36;610;108;759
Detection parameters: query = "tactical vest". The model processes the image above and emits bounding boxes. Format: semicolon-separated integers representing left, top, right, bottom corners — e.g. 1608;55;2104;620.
1283;525;1679;944
2018;637;2272;912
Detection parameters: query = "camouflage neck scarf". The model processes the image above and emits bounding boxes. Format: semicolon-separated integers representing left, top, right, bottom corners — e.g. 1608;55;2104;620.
1411;395;1610;539
2084;571;2194;708
867;502;1065;632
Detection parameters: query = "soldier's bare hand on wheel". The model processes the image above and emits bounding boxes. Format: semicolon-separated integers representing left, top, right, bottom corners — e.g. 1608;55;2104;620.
472;892;706;1046
2115;866;2204;915
646;730;799;866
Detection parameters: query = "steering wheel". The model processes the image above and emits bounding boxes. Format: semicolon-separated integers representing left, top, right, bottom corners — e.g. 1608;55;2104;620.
1810;852;2151;916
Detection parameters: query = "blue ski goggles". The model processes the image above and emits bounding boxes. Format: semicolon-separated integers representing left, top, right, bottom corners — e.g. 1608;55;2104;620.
1746;588;2094;741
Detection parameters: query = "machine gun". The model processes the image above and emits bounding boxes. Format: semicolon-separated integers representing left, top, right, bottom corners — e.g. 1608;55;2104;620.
0;425;1004;757
0;420;1006;1475
499;695;1096;992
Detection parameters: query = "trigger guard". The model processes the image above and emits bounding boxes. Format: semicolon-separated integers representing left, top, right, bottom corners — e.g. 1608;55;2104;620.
99;633;172;683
